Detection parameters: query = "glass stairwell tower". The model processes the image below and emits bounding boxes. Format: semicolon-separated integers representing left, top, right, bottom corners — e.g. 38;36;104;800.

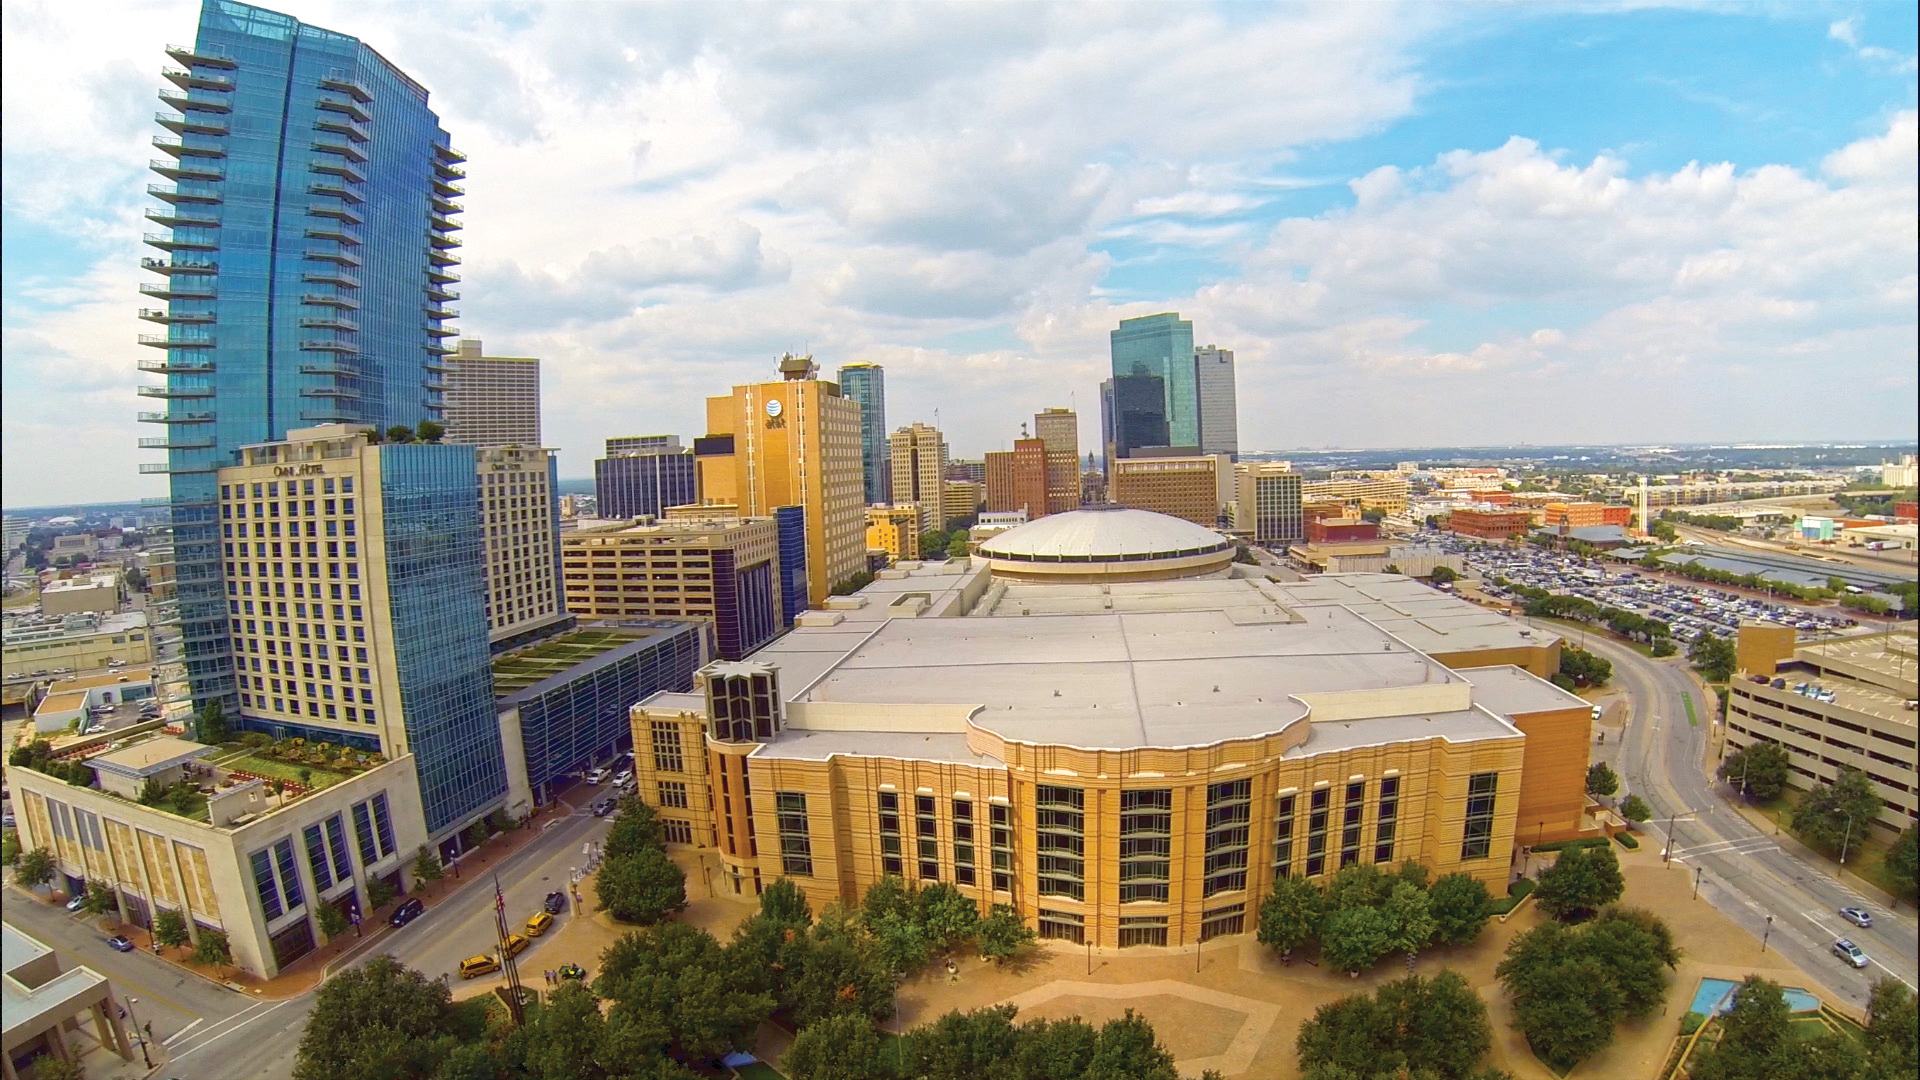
139;0;465;719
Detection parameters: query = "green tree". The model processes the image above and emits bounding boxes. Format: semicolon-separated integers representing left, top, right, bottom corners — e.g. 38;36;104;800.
1791;767;1883;859
1620;794;1652;823
1429;565;1458;585
1084;1008;1179;1080
1718;741;1791;802
978;903;1037;962
604;797;664;859
316;902;349;942
81;878;116;916
192;929;232;969
384;425;417;444
1384;880;1437;959
14;846;55;888
901;1004;1021;1080
1497;922;1624;1072
1428;872;1496;946
1651;636;1677;657
760;876;814;927
596;844;687;924
1015;1016;1100;1080
917;882;981;952
462;820;489;853
195;700;228;745
1887;826;1919;900
154;908;191;949
413;845;445;892
138;776;166;805
861;873;916;926
293;955;457;1080
517;981;608;1080
1257;875;1325;959
785;1011;888;1080
870;908;932;975
947;535;972;560
416;420;445;443
1865;977;1919;1080
2;828;20;867
1585;762;1620;798
596;922;775;1062
1296;970;1495;1080
786;909;894;1028
1321;905;1396;975
1689;976;1791;1080
1689;634;1737;682
1324;862;1393;911
367;876;397;910
1534;842;1625;921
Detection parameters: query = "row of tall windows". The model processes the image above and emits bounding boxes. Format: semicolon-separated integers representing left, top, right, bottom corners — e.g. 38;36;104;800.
777;792;812;877
1118;789;1171;903
1204;779;1250;897
1035;786;1085;901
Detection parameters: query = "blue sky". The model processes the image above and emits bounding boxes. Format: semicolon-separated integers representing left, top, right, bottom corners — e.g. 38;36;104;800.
2;1;1915;505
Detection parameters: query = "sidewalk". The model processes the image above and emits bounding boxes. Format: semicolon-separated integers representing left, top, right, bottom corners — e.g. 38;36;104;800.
1724;798;1907;915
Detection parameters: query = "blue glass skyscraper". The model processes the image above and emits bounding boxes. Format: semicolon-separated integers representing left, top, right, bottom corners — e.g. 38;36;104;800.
837;363;887;505
140;0;463;713
1110;313;1197;449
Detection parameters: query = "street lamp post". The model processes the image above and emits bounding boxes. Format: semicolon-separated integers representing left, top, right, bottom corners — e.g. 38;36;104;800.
1762;915;1773;953
125;997;151;1068
1839;812;1856;868
1693;866;1703;900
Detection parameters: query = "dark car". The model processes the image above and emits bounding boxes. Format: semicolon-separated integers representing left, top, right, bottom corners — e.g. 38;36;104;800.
544;891;567;915
107;935;135;953
591;798;617;818
388;897;426;928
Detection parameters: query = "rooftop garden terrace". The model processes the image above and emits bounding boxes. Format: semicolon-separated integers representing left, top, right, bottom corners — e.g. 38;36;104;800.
490;627;647;694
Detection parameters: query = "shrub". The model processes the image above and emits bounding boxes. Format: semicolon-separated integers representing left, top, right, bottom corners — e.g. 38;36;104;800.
154;909;191;949
1679;1010;1706;1036
1614;831;1640;849
1530;837;1611;854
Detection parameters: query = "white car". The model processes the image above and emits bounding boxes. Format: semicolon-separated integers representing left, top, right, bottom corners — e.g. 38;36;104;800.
611;769;634;788
584;768;609;786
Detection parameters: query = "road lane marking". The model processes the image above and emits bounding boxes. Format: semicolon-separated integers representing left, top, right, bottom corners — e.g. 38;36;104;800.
164;1001;266;1054
162;1018;205;1045
170;999;294;1062
1800;912;1919;991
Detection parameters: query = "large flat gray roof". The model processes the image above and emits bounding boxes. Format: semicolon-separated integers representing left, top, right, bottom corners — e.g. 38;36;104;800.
1262;574;1562;655
1455;665;1591;715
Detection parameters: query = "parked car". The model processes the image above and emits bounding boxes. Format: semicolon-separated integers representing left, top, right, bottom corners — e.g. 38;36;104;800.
584;768;609;786
389;897;426;928
543;891;567;915
611;769;634;788
525;911;555;938
1839;907;1873;929
502;933;529;958
106;935;134;953
66;893;88;912
591;798;617;818
459;954;500;979
1832;939;1870;969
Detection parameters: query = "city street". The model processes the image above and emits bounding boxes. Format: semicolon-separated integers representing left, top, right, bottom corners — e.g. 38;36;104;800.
1578;632;1919;1007
4;794;618;1079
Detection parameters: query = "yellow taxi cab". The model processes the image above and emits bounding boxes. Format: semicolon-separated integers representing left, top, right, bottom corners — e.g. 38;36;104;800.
525;911;555;938
458;954;500;979
503;933;529;958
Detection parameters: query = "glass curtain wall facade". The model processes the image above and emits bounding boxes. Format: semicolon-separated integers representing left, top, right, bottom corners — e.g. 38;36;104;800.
837;363;887;505
140;0;462;716
774;505;808;626
1110;314;1196;448
594;452;696;519
379;446;502;833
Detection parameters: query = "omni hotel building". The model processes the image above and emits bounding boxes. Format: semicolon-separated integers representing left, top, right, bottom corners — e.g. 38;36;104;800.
633;507;1594;948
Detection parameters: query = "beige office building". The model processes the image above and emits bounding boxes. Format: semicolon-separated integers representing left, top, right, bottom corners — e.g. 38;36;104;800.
560;515;783;660
3;924;135;1076
1234;463;1304;545
702;355;868;603
1727;626;1918;836
476;445;567;645
889;423;947;532
1302;476;1411;515
1033;408;1081;515
865;506;923;564
630;509;1595;947
942;480;982;526
1109;456;1221;526
39;573;124;618
441;339;542;447
3;612;151;680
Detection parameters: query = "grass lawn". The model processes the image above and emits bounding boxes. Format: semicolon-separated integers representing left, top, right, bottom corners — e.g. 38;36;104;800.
213;752;353;790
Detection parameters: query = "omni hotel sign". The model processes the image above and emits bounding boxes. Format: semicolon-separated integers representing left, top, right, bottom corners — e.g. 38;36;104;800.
273;464;326;477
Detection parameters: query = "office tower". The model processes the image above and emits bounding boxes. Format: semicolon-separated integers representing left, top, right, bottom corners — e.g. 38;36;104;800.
562;517;783;660
606;434;680;456
1110;313;1197;447
1300;475;1412;515
219;425;507;835
945;460;986;484
1109;456;1221;526
1234;462;1304;545
1194;345;1238;460
838;362;888;505
942;480;982;525
442;340;540;447
138;1;463;717
984;438;1049;516
865;506;922;564
594;438;697;520
701;355;866;604
1032;408;1081;515
1104;373;1170;471
888;422;947;530
773;505;809;626
476;445;568;644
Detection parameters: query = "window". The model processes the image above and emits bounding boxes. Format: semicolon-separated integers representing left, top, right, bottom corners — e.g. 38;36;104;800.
916;795;939;881
661;819;693;845
1035;786;1084;900
658;781;689;809
1038;908;1084;945
776;792;813;877
274;838;305;910
651;721;684;772
371;792;396;858
1340;781;1366;868
1461;772;1498;861
1118;915;1168;948
1272;794;1297;879
1374;777;1399;864
251;848;282;921
1305;787;1330;878
303;824;333;892
1119;789;1171;903
1201;902;1246;941
352;801;378;866
952;799;975;886
324;814;353;883
1205;779;1251;896
991;803;1014;893
878;792;902;876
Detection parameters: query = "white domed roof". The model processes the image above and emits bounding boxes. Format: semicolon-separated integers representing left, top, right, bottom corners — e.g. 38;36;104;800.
979;506;1230;562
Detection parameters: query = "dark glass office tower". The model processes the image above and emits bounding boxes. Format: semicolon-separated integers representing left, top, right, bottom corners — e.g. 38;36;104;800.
837;363;887;505
139;0;463;714
1110;313;1196;447
774;505;809;627
594;451;697;519
1111;373;1170;460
